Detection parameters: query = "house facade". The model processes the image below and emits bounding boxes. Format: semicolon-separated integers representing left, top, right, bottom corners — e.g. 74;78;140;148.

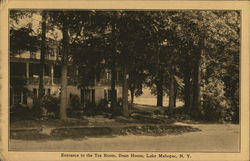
10;45;123;108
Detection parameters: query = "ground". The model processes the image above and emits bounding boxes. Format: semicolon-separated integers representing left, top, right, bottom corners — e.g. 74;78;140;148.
9;122;239;152
9;95;240;152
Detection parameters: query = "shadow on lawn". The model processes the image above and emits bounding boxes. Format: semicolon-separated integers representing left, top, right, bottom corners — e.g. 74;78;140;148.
10;118;89;129
10;127;116;141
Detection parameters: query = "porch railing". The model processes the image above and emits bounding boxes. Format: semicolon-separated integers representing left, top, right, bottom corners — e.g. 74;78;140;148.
11;76;122;86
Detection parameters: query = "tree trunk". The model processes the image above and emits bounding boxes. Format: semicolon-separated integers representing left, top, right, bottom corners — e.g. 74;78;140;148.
38;11;46;100
110;63;116;110
191;39;204;118
169;66;175;115
59;13;69;120
110;22;117;111
183;69;191;111
156;78;163;107
122;66;129;117
155;42;163;107
174;80;177;108
130;89;134;104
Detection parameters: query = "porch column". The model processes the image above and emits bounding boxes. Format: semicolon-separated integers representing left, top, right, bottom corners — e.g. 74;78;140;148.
26;62;29;83
51;65;54;85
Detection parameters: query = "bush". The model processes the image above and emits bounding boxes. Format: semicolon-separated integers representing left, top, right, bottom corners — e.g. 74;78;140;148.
10;104;43;120
113;98;123;116
201;78;229;122
82;101;98;116
97;99;109;109
69;94;81;111
81;98;126;117
40;95;60;119
82;98;118;116
67;94;84;118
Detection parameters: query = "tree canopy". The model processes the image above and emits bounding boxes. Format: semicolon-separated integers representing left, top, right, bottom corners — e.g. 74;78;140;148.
10;10;240;122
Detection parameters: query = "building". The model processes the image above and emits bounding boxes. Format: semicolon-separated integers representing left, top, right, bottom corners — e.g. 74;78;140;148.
10;41;123;108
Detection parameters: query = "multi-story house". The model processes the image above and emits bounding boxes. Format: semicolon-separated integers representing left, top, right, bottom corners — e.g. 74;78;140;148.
10;41;123;108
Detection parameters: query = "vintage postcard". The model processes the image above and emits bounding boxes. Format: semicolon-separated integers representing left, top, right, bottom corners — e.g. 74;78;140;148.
0;0;249;161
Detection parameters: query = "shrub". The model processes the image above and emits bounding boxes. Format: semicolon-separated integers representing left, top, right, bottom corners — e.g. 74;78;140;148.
117;98;123;107
82;101;98;116
97;99;109;109
201;78;229;122
10;104;28;120
69;94;81;111
10;104;43;120
112;98;123;116
40;95;60;119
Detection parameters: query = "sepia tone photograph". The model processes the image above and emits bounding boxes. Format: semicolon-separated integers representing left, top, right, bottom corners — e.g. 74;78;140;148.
8;9;241;153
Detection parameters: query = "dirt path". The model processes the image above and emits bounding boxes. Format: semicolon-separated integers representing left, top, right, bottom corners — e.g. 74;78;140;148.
9;123;239;152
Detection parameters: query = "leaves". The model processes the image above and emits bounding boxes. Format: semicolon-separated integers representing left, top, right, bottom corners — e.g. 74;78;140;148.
10;10;240;121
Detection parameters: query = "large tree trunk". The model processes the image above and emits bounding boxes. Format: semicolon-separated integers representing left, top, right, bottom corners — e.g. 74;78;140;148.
169;66;175;115
38;11;46;100
155;43;163;107
110;62;116;110
191;39;204;118
122;66;129;117
110;22;117;112
59;13;69;120
156;78;163;107
183;69;191;111
156;79;163;107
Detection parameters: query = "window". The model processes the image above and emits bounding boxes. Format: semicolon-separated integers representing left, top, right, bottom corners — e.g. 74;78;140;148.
29;63;40;77
105;89;117;102
67;65;74;77
33;88;38;98
13;90;22;104
10;62;26;77
107;71;111;80
95;71;100;82
47;88;51;95
54;65;61;78
81;89;95;104
23;91;27;104
117;71;123;82
44;64;50;76
12;88;27;105
92;89;95;103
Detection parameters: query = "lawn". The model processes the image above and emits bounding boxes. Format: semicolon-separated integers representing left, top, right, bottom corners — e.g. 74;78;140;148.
10;118;89;129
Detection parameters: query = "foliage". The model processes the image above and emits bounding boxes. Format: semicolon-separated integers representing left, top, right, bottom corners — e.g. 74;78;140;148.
40;95;60;119
10;10;240;122
201;78;228;121
67;94;84;118
10;27;40;54
10;104;43;120
97;99;109;109
69;94;81;111
119;125;200;136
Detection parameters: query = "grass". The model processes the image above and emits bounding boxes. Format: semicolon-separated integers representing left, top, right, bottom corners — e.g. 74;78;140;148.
10;118;89;129
10;104;204;140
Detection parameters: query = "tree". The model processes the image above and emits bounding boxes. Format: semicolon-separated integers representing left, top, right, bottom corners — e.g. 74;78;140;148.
169;11;239;120
59;12;70;120
116;11;155;115
38;11;47;100
82;11;148;116
128;69;145;104
10;10;39;55
46;11;73;120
